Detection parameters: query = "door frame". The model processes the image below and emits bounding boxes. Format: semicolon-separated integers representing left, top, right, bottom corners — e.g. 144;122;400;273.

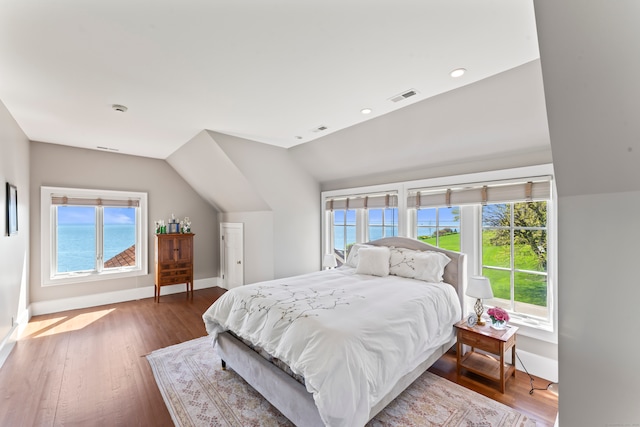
220;222;244;289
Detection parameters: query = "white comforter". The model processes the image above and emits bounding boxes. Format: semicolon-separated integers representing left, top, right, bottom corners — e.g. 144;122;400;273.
202;267;461;427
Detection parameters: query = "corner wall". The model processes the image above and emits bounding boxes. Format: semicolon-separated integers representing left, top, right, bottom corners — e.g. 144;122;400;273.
168;130;321;282
29;142;219;304
211;131;321;279
0;99;30;366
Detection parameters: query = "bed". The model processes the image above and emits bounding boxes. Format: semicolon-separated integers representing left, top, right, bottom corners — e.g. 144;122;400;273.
202;237;466;427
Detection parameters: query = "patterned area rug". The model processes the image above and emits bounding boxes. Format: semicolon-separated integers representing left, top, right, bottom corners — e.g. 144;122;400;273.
147;336;535;426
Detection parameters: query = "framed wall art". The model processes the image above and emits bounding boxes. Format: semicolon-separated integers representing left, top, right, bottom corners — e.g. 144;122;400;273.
6;182;17;236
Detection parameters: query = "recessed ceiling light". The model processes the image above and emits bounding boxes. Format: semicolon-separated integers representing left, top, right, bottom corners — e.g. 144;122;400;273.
112;104;128;112
450;68;466;78
361;108;372;115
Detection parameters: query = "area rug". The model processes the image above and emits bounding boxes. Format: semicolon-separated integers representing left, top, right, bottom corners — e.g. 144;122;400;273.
147;336;535;426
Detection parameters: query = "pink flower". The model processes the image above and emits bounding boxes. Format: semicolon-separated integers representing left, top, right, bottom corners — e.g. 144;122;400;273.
487;307;510;322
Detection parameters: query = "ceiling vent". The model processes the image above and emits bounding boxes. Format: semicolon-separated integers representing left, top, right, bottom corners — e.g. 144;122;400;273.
97;146;119;152
311;125;329;133
389;89;419;103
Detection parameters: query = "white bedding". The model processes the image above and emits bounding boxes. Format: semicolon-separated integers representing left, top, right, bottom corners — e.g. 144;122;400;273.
202;266;461;427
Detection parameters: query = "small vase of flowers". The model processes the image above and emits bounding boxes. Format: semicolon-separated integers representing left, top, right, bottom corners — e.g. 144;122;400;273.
487;307;510;330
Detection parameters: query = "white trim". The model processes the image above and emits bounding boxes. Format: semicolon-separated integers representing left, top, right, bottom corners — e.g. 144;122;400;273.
30;277;220;316
0;327;18;369
514;348;559;384
40;186;148;287
0;307;30;369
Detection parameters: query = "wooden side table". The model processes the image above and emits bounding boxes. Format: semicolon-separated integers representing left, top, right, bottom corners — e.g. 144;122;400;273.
454;319;518;393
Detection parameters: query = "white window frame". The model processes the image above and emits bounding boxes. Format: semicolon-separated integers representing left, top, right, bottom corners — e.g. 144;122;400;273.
409;206;462;251
41;186;148;286
321;164;557;344
365;207;399;241
479;200;552;331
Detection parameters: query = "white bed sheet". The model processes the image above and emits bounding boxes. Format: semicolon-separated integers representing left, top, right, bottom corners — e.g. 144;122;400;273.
202;266;461;427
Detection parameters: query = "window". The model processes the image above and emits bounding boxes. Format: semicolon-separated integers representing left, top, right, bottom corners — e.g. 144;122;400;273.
332;209;356;263
482;201;548;320
321;165;556;341
41;186;148;286
325;192;398;264
367;208;398;241
415;207;460;251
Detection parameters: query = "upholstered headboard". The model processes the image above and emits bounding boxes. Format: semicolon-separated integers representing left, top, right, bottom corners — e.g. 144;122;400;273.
365;237;467;306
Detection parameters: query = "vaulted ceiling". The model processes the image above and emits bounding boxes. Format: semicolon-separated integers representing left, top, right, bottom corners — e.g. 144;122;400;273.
0;1;540;159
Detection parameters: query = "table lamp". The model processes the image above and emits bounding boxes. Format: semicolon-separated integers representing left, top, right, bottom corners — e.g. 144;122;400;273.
466;276;493;325
323;253;337;270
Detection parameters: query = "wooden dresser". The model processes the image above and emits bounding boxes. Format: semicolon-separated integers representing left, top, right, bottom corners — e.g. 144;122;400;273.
154;233;194;302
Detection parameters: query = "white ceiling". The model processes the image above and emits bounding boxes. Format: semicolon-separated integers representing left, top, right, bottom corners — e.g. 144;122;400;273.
0;0;540;159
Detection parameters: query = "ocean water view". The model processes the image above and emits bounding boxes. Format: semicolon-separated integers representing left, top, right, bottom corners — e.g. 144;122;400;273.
57;224;136;272
332;207;460;253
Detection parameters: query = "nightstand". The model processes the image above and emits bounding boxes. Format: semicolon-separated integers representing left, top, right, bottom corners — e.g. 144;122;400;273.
454;319;518;393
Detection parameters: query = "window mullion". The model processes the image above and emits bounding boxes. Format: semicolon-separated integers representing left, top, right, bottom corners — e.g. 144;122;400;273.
97;206;104;272
435;208;440;247
510;203;515;311
52;206;59;276
357;209;367;242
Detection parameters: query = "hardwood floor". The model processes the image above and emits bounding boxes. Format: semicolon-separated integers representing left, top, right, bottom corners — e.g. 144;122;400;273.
0;287;557;426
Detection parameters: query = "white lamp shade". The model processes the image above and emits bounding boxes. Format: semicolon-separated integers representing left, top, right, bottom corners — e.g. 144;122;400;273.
323;253;337;268
466;276;494;299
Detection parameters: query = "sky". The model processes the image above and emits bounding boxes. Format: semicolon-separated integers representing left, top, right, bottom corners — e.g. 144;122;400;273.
57;206;136;225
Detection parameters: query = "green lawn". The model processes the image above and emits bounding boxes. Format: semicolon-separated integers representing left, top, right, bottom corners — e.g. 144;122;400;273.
418;233;460;252
419;231;547;307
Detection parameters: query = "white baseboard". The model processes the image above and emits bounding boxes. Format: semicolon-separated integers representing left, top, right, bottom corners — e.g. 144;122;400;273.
0;308;31;369
514;348;558;383
30;277;221;317
0;325;18;369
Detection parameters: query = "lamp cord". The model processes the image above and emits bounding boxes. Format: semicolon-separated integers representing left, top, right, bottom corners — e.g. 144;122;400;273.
515;351;557;395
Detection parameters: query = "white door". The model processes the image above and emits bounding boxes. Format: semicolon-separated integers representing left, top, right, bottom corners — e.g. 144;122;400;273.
220;223;244;289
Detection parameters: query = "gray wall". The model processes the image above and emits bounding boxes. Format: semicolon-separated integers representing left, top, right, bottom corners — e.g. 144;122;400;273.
168;130;321;282
535;0;640;424
0;99;30;348
218;211;275;285
211;131;321;280
29;142;219;303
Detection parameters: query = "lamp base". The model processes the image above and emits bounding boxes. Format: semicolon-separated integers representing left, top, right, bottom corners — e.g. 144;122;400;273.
474;298;485;326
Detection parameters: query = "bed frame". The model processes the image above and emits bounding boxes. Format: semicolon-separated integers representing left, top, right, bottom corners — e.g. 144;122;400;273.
216;237;467;426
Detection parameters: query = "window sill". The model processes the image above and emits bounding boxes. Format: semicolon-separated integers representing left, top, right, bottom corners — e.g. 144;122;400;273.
507;317;557;344
43;268;147;287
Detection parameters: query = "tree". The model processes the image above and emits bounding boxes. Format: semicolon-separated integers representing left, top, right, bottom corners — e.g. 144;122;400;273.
484;202;547;269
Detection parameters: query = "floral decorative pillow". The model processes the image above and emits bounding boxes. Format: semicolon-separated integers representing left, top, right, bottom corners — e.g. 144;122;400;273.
345;243;373;268
355;246;391;277
390;247;451;282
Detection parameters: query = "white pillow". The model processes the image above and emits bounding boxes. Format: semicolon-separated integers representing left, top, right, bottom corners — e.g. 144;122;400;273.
413;251;451;282
389;247;419;277
345;243;373;268
355;246;391;277
389;247;451;282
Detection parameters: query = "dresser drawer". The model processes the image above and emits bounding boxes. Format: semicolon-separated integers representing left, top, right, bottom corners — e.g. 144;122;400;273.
159;266;190;275
159;274;191;285
158;261;191;270
458;328;500;353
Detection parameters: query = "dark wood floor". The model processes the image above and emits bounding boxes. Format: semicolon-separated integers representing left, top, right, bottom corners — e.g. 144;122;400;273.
0;287;557;426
